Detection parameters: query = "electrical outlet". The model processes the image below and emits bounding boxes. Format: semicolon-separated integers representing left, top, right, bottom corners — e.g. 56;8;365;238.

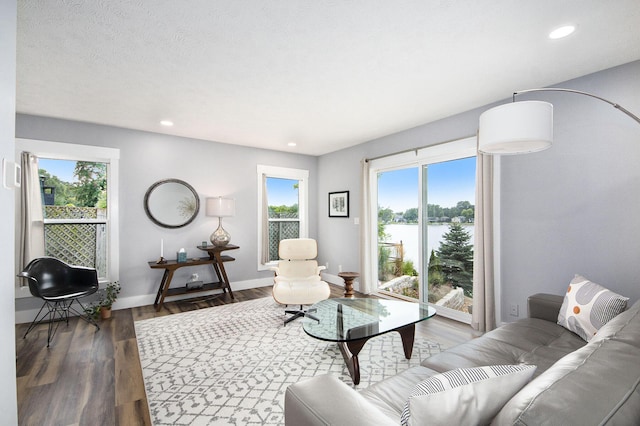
338;265;343;272
325;262;329;269
510;304;519;317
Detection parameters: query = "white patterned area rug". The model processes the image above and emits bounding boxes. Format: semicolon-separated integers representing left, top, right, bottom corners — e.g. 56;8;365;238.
135;297;442;425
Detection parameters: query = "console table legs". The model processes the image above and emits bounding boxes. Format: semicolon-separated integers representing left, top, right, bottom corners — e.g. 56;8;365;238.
149;245;239;311
153;269;174;311
212;252;235;299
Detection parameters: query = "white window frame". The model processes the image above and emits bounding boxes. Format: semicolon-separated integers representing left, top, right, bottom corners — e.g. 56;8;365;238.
257;165;309;271
367;137;477;323
15;138;120;297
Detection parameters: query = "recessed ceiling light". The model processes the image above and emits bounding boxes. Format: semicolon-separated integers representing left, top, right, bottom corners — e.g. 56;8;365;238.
160;120;174;126
287;142;297;147
549;25;576;39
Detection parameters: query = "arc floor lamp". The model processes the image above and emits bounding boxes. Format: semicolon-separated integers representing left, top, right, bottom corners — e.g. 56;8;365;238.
478;88;640;155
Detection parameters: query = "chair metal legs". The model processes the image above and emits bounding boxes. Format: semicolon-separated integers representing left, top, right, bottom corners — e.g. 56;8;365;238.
283;305;320;326
23;298;100;347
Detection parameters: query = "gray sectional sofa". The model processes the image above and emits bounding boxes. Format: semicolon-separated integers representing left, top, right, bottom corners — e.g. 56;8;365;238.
285;293;640;425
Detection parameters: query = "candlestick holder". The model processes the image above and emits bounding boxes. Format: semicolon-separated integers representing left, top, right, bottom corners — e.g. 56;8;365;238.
156;256;167;264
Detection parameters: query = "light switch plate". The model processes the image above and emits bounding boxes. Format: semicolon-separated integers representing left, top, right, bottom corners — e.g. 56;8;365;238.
2;158;20;189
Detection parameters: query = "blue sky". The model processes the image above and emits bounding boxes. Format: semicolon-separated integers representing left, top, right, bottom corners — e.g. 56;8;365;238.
39;158;77;183
267;177;299;206
378;156;476;212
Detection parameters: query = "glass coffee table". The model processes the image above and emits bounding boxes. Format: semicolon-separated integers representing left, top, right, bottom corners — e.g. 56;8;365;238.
302;298;436;385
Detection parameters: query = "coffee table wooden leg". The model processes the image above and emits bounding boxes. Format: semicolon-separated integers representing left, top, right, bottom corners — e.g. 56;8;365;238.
338;338;368;385
397;323;416;359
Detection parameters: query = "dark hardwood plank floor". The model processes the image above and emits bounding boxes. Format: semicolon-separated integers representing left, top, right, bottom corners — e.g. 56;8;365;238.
15;285;479;426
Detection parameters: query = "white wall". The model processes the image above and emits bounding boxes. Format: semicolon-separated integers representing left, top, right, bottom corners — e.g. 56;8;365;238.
14;117;319;316
317;60;640;324
0;0;18;423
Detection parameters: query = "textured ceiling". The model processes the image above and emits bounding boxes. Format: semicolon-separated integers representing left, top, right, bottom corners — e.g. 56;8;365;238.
16;0;640;156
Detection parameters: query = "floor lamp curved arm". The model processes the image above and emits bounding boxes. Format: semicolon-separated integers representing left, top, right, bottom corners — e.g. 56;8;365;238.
479;87;640;155
513;88;640;125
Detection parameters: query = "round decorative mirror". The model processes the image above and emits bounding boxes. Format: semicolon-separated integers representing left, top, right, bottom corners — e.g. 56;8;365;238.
144;179;200;228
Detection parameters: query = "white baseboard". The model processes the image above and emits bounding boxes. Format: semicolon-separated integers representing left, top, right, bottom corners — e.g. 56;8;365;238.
15;277;275;325
15;275;365;324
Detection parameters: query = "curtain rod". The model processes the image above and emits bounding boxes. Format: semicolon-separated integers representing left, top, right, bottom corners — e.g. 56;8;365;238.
364;134;476;163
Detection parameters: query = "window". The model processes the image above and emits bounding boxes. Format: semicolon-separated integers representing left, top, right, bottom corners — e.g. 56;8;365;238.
16;139;119;295
39;158;109;279
368;137;476;323
257;165;308;270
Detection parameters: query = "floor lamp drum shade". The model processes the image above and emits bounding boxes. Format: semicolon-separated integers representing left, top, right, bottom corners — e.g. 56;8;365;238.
478;101;553;155
206;197;235;246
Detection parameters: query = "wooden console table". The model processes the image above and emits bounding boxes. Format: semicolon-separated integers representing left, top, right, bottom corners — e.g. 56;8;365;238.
148;244;239;311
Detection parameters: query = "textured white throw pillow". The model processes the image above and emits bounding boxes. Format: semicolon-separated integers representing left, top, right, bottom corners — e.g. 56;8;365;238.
557;275;628;342
400;364;536;426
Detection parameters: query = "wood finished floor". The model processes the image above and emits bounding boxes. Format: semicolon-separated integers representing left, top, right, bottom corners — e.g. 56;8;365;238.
15;285;480;426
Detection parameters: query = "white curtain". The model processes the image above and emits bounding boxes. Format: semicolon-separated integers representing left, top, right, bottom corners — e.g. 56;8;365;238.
359;159;374;294
19;152;45;278
471;153;496;332
260;173;270;264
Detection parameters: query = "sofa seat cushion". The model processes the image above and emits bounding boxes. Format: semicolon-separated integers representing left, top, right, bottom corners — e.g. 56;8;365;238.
493;338;640;425
358;366;440;423
422;318;586;377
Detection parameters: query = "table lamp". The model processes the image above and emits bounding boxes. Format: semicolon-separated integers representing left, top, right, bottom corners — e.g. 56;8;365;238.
206;196;235;246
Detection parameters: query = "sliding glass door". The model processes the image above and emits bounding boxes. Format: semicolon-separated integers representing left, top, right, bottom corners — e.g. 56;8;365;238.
372;138;476;322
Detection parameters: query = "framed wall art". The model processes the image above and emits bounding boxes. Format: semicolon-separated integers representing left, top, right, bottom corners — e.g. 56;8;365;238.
328;191;349;217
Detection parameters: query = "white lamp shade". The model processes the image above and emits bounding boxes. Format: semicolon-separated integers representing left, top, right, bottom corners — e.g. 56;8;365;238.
478;101;553;155
206;197;235;217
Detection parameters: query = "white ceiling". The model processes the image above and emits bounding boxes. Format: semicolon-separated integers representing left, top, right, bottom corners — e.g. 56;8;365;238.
16;0;640;156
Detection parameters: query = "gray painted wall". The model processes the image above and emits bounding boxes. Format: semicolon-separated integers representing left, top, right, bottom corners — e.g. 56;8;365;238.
1;0;18;423
15;117;319;312
499;61;640;322
317;60;640;324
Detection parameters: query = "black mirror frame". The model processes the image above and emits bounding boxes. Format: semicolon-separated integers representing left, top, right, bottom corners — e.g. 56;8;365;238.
143;178;200;229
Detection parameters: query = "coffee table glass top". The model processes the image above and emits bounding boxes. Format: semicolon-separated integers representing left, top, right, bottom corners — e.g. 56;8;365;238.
302;298;436;342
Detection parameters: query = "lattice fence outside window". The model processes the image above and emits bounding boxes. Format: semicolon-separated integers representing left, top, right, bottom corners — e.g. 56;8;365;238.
44;206;107;279
268;218;300;261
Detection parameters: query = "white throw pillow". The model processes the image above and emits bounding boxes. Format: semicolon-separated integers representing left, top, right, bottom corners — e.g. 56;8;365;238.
400;364;536;426
557;275;628;342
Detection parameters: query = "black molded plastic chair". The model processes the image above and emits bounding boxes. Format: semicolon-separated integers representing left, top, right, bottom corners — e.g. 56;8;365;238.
18;257;100;347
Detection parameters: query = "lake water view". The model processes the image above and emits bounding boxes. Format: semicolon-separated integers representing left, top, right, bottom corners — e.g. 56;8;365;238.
384;223;475;265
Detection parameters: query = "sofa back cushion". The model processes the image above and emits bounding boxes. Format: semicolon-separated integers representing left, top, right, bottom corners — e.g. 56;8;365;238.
493;303;640;425
422;318;585;377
